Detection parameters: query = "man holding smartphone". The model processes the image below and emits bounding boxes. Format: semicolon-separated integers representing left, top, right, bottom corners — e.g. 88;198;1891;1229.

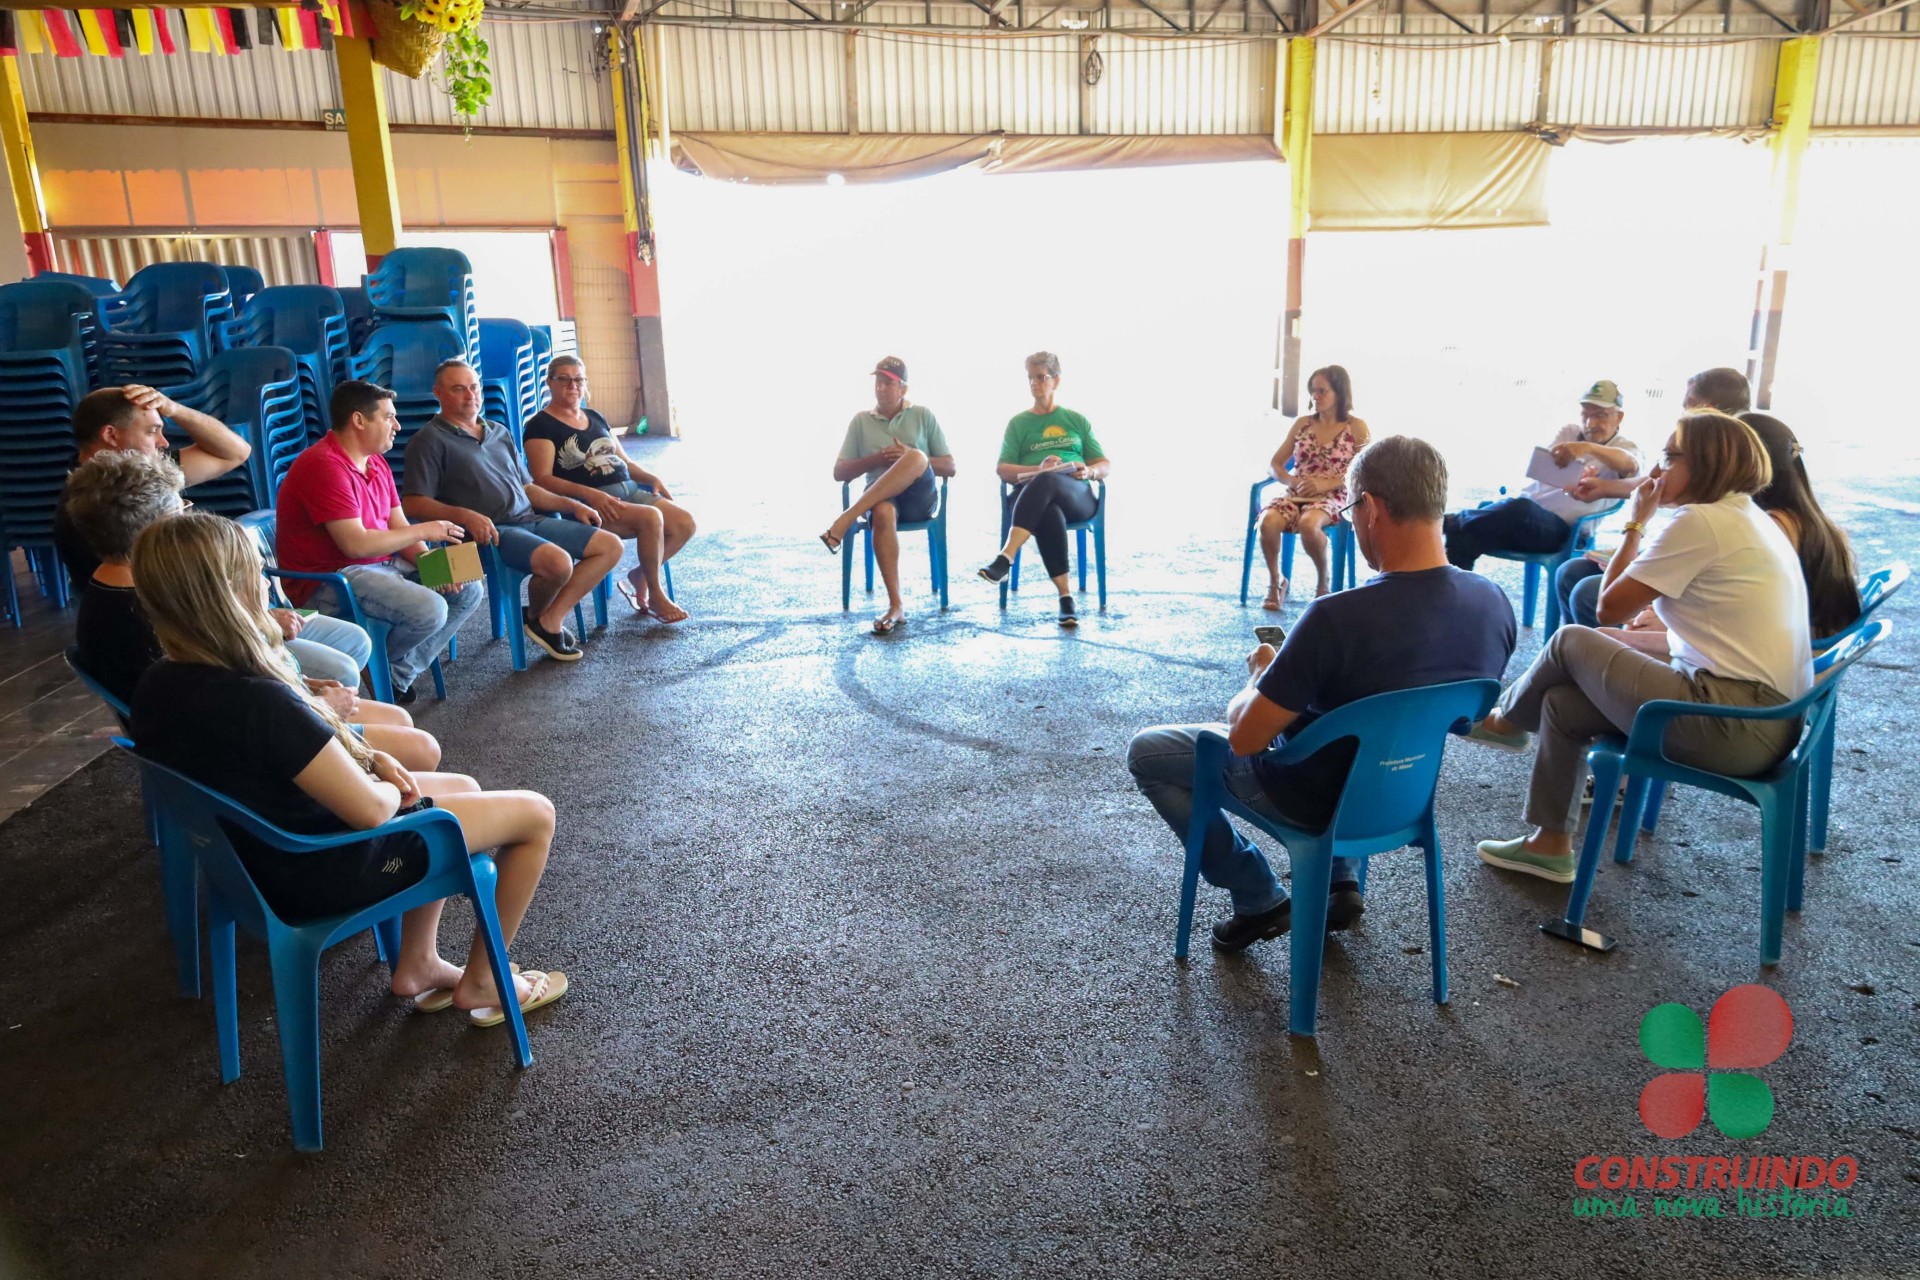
1127;436;1516;949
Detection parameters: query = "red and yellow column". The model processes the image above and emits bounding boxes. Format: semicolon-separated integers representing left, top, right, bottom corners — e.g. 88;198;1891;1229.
1747;36;1820;412
1279;37;1315;418
0;52;54;274
334;33;403;265
611;25;672;435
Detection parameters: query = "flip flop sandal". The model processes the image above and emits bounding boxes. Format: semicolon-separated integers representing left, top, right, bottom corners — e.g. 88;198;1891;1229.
646;601;689;625
468;969;569;1027
407;962;520;1013
871;615;905;636
820;531;844;554
614;578;647;614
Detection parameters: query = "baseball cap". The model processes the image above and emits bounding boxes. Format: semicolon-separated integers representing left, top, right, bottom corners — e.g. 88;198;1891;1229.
1580;379;1623;409
873;357;908;384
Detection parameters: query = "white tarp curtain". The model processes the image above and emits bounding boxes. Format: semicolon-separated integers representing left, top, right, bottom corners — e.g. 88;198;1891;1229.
670;132;1282;183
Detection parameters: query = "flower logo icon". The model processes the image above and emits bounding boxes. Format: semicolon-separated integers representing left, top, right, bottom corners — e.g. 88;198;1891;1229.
1638;984;1793;1140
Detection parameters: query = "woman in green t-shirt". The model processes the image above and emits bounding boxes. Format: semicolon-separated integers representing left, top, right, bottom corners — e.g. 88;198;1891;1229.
977;351;1110;628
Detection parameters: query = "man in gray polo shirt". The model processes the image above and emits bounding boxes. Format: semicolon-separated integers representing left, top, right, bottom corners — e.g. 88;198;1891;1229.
823;356;956;636
401;359;622;662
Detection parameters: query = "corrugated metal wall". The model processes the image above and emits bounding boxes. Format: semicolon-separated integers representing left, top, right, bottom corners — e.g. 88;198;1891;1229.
858;32;1080;135
1544;21;1779;128
1315;20;1542;133
1089;35;1266;134
661;21;847;132
16;19;612;133
53;232;320;288
1813;21;1920;126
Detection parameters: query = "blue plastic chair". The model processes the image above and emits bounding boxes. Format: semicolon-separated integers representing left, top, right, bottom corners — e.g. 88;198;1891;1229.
1478;495;1623;637
998;478;1107;610
839;477;949;613
1239;474;1357;605
114;739;533;1152
481;539;612;672
220;264;264;310
1628;560;1907;852
64;650;205;998
1176;678;1501;1037
1559;621;1891;967
237;511;446;705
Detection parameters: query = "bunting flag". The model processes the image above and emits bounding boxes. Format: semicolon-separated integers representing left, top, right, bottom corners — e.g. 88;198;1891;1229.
75;9;110;55
0;6;368;59
181;7;213;53
42;10;84;57
211;8;239;54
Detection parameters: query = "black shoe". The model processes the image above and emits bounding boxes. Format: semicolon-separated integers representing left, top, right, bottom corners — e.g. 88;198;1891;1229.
393;683;419;707
1326;880;1367;931
978;554;1012;584
1210;898;1293;951
1057;596;1079;628
522;608;582;662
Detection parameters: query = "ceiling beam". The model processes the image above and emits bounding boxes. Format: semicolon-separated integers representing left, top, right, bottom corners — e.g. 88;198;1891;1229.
1305;0;1380;33
1132;0;1188;27
1821;0;1917;27
1411;0;1478;29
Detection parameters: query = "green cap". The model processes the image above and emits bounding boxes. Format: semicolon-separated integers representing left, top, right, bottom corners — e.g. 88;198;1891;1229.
1581;379;1623;409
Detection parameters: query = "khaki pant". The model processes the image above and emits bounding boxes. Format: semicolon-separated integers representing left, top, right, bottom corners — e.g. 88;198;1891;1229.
1497;626;1798;834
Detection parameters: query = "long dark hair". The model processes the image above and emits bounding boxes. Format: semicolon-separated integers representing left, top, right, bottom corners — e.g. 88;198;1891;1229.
1744;413;1860;637
1309;365;1353;423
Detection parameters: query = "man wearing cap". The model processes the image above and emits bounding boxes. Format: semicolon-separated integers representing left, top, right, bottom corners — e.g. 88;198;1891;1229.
1441;379;1641;572
822;357;956;636
1552;368;1750;628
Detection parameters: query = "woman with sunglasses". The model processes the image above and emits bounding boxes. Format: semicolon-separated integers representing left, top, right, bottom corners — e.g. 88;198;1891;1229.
1469;412;1812;884
524;355;695;623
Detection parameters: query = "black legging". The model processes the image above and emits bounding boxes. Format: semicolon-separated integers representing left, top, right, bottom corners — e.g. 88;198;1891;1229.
1006;470;1098;580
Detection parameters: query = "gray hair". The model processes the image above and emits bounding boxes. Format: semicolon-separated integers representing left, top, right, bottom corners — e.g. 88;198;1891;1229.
548;354;585;376
62;449;186;562
1025;351;1062;379
1347;435;1448;524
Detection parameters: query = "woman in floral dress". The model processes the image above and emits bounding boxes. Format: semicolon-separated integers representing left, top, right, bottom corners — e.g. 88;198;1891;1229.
1257;365;1370;608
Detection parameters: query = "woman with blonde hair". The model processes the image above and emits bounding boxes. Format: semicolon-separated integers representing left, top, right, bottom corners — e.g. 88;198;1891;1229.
1469;412;1812;883
129;513;568;1024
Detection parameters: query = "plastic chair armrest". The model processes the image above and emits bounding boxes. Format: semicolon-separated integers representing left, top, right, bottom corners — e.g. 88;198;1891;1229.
1623;692;1818;759
263;567;368;627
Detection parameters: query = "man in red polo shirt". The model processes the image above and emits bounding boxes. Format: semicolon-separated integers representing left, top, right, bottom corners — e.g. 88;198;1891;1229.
276;380;484;703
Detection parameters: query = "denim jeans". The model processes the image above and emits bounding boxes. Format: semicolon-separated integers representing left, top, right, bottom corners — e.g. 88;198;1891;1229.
1443;497;1572;570
1557;557;1604;629
285;612;374;687
309;559;484;692
1127;723;1361;915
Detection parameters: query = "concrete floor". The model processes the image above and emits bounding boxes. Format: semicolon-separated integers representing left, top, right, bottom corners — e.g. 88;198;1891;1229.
0;436;1916;1279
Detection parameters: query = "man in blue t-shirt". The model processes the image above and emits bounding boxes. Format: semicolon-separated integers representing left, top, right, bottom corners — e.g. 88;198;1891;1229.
1128;436;1516;950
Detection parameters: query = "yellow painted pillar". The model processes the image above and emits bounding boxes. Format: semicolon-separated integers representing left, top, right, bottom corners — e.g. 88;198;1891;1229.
1747;35;1820;411
0;53;54;274
610;26;671;434
1278;37;1315;416
333;36;403;263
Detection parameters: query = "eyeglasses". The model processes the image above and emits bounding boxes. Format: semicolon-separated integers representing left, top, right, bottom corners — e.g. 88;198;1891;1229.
1335;492;1364;520
550;376;587;387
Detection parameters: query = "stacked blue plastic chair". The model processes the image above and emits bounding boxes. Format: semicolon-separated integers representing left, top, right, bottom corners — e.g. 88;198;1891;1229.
338;285;377;354
220;264;264;310
477;317;536;444
528;323;554;388
346;320;468;487
158;347;303;516
35;269;121;295
115;740;535;1152
220;285;350;444
0;280;100;615
363;247;478;360
97;261;232;389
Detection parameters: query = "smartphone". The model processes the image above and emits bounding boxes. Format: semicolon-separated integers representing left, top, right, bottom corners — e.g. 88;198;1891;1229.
1540;917;1616;952
1254;625;1288;648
